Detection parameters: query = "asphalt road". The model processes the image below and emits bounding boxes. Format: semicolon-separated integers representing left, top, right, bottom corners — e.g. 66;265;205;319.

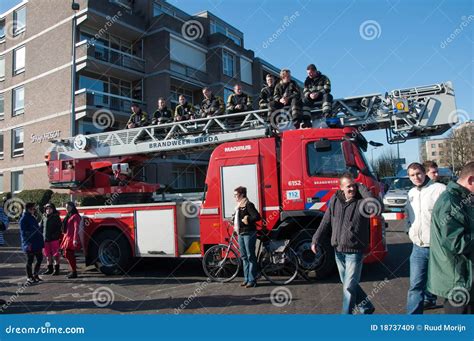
0;221;443;315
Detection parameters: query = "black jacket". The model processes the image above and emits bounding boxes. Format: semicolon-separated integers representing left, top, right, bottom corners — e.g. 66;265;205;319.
235;201;261;235
258;85;275;109
303;72;331;100
200;95;225;117
152;107;173;124
41;212;62;242
312;183;378;253
274;80;301;103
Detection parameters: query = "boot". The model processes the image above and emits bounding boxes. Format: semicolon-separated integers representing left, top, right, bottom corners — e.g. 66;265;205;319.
52;264;60;276
43;265;54;275
66;271;78;279
34;274;43;282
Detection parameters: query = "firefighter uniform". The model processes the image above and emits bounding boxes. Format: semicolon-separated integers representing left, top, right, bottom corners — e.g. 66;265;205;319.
126;110;149;129
272;80;304;128
226;92;252;114
258;85;275;110
200;95;225;118
152;107;173;125
303;72;333;117
174;102;195;121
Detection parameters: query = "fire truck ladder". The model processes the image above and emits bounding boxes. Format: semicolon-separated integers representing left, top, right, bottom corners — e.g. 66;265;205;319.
48;81;456;160
309;81;457;144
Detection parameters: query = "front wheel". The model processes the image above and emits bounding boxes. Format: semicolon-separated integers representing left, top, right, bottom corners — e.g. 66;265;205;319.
259;247;299;285
202;245;240;282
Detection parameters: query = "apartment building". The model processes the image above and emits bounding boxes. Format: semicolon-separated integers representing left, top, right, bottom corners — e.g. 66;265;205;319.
0;0;289;194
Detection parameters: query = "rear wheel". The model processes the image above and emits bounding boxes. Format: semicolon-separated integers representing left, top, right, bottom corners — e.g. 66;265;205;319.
293;235;335;279
90;230;132;275
259;247;299;285
202;244;240;282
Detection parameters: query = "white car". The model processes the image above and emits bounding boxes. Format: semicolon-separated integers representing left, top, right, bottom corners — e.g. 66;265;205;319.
383;177;412;212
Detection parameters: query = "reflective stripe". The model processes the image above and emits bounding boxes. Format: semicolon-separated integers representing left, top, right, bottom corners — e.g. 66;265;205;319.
200;208;218;215
308;202;326;210
263;206;280;211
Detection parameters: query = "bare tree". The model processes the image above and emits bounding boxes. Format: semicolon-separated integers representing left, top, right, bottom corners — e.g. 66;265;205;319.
440;124;474;174
371;148;398;178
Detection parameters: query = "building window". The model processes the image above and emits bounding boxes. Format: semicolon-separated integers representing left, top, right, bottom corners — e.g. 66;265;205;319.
439;151;444;156
210;20;242;46
438;143;443;148
222;50;235;77
0;133;3;159
0;55;4;80
172;166;196;189
431;144;435;148
0;20;5;40
11;171;23;193
13;6;26;35
0;94;4;120
170;86;193;106
431;151;436;156
13;46;26;75
0;174;3;193
240;57;253;85
12;86;25;116
12;127;24;157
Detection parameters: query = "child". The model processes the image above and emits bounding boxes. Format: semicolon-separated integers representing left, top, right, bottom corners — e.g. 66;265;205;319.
41;203;62;275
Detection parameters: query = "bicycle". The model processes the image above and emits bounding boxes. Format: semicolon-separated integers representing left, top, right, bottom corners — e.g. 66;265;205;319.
202;221;299;285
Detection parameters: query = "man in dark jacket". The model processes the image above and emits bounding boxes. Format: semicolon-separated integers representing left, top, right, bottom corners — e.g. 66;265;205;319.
259;74;275;114
312;173;380;314
199;87;225;118
174;95;195;122
20;202;44;283
151;98;173;125
427;161;474;314
272;69;305;129
226;84;252;114
126;103;148;129
303;64;333;119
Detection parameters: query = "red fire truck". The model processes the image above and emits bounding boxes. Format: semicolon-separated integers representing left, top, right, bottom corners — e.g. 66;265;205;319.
46;82;457;276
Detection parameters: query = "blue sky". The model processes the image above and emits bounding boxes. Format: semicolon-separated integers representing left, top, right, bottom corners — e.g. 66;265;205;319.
2;0;473;165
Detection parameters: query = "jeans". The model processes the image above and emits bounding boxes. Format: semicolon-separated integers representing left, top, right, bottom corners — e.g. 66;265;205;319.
26;251;43;278
406;244;437;314
335;251;374;314
238;232;257;284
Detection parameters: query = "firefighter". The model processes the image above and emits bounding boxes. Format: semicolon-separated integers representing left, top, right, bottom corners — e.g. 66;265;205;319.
199;87;225;118
303;64;333;119
126;103;148;129
174;95;195;122
151;97;173;125
272;69;305;129
226;84;252;114
259;74;275;119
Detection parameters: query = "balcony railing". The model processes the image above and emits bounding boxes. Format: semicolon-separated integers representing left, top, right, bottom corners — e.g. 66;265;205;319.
170;61;208;82
76;88;145;113
77;40;145;73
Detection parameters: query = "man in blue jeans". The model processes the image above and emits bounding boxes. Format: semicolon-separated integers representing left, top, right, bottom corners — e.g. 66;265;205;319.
311;173;380;314
405;162;446;314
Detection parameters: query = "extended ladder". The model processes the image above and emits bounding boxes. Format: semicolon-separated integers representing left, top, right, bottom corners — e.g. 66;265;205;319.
47;81;457;161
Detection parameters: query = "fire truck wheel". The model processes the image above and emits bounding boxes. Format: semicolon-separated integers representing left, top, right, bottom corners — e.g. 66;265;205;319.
292;233;335;279
91;230;132;275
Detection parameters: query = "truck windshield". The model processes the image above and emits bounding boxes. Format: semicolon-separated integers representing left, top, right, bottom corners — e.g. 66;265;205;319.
307;141;347;178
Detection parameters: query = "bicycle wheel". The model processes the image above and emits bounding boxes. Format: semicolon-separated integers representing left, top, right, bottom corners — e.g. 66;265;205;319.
259;247;299;285
202;244;240;282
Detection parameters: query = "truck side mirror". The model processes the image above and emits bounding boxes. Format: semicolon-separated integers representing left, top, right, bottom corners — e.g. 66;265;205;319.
342;140;356;167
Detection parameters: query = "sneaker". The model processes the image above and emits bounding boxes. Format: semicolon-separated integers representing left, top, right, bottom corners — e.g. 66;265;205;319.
240;282;248;287
26;277;35;284
363;306;375;314
423;300;437;310
42;265;54;275
245;282;257;288
34;275;43;282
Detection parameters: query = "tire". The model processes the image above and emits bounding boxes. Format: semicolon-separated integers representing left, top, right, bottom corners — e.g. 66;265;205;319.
90;230;132;275
202;244;240;282
293;234;335;279
259;247;299;285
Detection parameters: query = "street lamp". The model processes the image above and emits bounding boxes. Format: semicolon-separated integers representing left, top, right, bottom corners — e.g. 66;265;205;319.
70;2;80;137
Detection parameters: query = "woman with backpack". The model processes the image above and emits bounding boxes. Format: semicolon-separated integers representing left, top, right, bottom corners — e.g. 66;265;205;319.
41;203;62;276
61;202;81;279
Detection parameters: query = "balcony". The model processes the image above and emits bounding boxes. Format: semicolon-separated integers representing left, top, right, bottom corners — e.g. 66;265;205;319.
170;61;208;84
76;40;145;81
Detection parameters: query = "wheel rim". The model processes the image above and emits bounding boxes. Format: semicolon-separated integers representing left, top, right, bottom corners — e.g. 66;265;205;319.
203;245;240;282
260;248;299;285
295;240;325;271
98;240;121;267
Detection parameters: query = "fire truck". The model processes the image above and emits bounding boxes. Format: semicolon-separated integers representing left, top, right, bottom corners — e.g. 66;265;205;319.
45;82;457;276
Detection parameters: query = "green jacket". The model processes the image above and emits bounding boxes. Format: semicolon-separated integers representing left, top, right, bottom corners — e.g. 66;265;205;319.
427;181;474;299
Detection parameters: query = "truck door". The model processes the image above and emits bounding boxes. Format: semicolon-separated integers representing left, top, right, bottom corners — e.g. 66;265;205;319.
302;139;350;212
